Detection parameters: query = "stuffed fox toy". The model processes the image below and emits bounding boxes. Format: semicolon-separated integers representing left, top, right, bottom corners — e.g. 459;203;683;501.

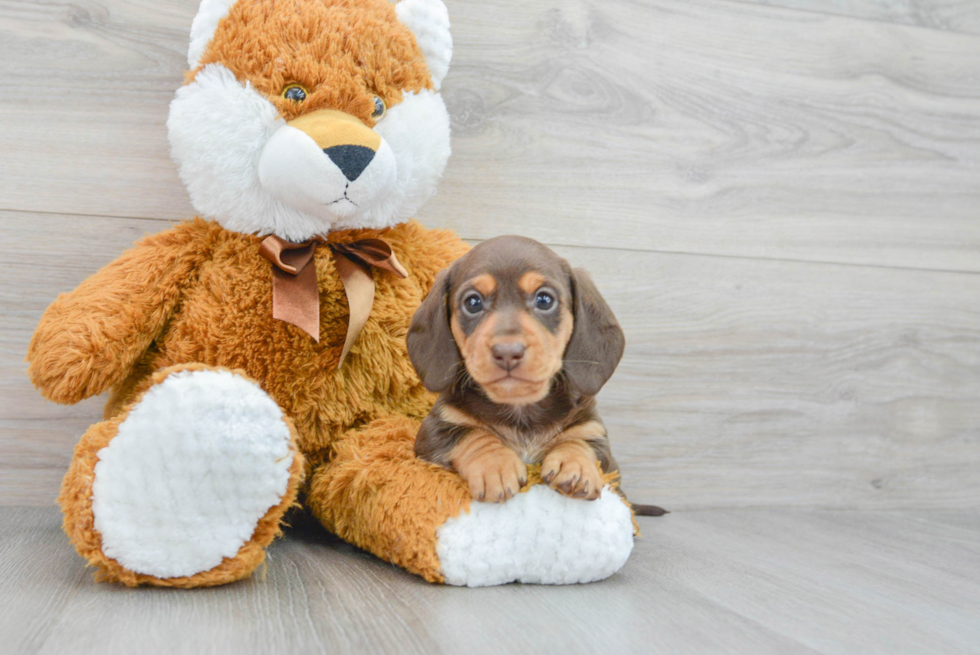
26;0;636;588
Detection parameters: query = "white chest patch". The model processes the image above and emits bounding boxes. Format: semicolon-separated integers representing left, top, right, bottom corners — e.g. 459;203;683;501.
91;369;294;579
436;485;635;587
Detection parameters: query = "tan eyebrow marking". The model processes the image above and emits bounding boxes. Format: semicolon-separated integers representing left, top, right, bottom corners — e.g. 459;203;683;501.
467;274;497;297
518;271;547;295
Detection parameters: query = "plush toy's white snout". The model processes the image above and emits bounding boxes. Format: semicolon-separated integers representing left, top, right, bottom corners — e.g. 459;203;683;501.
258;111;398;222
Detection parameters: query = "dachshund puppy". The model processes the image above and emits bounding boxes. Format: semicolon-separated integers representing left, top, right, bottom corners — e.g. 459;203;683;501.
407;235;626;504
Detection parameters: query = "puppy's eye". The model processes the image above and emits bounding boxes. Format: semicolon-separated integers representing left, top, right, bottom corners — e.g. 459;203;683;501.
281;84;308;102
371;96;386;119
463;293;484;315
534;291;556;312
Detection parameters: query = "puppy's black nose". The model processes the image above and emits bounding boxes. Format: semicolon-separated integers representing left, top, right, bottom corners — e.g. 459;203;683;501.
323;145;375;181
491;342;526;371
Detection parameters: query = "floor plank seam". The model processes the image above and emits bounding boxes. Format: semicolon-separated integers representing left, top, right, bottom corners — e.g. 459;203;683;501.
0;206;180;224
518;240;980;277
3;207;977;278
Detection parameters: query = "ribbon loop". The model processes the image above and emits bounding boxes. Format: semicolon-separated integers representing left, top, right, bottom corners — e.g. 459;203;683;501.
259;236;315;275
259;234;409;368
330;239;409;279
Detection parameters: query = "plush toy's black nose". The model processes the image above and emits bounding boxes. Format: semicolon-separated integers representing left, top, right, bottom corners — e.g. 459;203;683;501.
323;145;375;182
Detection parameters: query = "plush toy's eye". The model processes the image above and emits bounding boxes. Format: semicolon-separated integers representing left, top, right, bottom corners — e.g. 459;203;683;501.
281;84;308;102
463;293;484;315
371;96;386;119
534;291;556;312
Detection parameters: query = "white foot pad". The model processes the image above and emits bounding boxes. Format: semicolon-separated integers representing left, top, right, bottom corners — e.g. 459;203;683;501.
436;485;635;587
92;370;294;579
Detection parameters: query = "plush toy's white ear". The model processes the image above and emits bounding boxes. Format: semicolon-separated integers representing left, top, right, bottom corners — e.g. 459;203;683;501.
395;0;453;91
187;0;239;69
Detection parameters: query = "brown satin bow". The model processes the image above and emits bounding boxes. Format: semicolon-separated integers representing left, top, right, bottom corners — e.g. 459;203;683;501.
259;235;408;367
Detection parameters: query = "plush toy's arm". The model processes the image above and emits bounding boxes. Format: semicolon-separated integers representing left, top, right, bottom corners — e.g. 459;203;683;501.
26;220;215;404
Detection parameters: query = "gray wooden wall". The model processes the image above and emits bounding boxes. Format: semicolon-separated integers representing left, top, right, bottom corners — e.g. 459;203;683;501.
1;0;978;509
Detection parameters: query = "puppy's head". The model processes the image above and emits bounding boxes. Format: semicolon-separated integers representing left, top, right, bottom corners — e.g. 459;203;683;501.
408;236;625;404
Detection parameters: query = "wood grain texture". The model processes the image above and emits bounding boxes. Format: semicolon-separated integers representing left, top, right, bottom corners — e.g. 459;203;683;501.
0;212;176;505
738;0;980;35
2;506;978;654
4;212;979;509
573;244;980;511
0;0;978;270
433;0;980;271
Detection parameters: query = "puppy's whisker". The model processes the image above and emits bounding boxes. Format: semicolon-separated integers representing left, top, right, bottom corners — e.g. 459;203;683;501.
429;359;467;387
442;364;471;390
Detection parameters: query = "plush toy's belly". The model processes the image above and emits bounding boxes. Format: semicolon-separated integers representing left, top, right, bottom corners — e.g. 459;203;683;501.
111;221;464;460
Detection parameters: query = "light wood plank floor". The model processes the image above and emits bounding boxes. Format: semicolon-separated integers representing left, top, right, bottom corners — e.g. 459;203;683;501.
1;0;978;651
2;507;979;655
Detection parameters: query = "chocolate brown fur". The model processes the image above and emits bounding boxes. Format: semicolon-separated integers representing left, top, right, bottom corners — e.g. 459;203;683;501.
408;236;625;503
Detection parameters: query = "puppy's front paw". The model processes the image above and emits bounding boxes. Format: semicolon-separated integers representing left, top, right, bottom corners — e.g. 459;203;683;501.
542;441;603;501
455;442;527;504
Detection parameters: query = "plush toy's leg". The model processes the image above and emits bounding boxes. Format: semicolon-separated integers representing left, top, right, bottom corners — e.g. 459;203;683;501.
59;365;304;587
306;416;470;583
306;417;636;587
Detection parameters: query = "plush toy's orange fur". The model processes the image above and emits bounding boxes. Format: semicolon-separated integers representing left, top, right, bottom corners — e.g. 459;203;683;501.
29;218;470;584
194;0;433;124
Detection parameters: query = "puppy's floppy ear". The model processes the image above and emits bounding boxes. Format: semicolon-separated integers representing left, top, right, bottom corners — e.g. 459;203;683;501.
562;267;625;396
407;267;459;392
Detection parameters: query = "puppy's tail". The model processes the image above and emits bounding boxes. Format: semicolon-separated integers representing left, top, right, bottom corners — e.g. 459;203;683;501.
632;503;669;517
